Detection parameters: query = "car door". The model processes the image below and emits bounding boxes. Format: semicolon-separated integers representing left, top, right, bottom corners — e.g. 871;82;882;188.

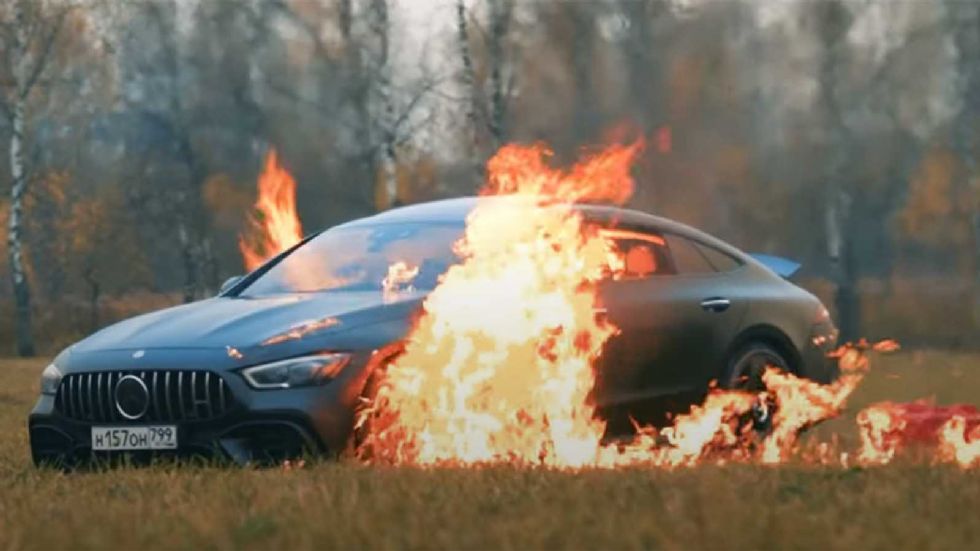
655;233;748;387
595;228;747;407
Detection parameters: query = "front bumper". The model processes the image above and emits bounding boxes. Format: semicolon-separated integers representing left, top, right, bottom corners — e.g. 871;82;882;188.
28;352;374;467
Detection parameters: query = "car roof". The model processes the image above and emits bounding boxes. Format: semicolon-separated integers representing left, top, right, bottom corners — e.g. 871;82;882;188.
335;196;750;261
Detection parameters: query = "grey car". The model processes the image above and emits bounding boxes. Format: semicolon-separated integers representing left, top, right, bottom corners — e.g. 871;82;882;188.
29;197;838;465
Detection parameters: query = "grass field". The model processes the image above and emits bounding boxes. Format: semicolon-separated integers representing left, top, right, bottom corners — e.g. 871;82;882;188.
1;352;978;550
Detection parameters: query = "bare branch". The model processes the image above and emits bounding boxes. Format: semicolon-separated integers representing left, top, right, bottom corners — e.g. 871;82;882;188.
20;6;71;99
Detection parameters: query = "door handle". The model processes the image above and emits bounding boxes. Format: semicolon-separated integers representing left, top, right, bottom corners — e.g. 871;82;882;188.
700;297;731;312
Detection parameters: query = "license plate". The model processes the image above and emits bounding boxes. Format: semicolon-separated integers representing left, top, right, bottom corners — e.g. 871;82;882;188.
91;426;178;451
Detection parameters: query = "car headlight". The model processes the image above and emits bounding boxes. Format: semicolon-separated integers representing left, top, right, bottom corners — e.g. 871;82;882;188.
40;364;63;395
240;353;351;390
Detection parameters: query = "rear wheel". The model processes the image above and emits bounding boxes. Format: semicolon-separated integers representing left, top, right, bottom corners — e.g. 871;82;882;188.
722;342;790;434
722;342;789;391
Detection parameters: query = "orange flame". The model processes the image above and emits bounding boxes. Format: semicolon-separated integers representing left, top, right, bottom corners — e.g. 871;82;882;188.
357;141;642;466
382;262;420;303
239;150;303;271
351;134;972;469
939;416;980;468
857;401;980;467
355;137;918;468
758;345;872;463
600;342;874;468
857;403;908;465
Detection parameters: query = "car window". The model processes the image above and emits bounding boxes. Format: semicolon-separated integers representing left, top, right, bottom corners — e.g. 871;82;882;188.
241;222;464;296
695;242;742;272
600;228;674;279
664;234;714;274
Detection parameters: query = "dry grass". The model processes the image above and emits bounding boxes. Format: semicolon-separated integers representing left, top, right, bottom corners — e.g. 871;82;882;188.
1;351;978;550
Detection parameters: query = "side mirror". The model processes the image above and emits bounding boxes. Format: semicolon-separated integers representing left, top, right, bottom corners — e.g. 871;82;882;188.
219;275;244;295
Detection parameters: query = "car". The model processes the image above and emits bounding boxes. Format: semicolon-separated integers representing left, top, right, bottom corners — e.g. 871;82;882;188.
28;196;839;466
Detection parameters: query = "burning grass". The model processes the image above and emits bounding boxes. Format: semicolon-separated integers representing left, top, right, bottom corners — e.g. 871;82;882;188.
3;352;979;550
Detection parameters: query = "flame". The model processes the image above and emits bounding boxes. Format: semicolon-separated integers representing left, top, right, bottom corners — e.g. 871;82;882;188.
757;345;871;463
354;136;920;468
598;390;758;467
857;401;980;466
857;404;908;465
481;142;643;204
357;141;642;466
599;342;874;467
239;150;304;271
939;416;980;468
382;262;420;303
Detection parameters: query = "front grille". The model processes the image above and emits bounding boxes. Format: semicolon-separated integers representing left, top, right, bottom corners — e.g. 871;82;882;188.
55;370;234;423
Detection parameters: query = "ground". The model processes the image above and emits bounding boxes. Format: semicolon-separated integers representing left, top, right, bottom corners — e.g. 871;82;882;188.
1;352;978;550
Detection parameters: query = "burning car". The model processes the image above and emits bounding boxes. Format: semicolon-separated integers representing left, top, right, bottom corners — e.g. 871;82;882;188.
28;196;838;466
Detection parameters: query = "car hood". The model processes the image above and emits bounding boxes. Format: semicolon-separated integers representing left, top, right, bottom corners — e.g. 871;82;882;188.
65;291;424;372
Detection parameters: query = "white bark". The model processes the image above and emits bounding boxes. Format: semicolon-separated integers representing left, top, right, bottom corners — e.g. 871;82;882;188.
8;99;26;288
824;193;842;264
5;0;35;356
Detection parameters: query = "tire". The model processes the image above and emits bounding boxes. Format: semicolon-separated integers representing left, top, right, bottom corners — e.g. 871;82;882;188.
351;344;404;455
722;342;790;391
721;342;791;435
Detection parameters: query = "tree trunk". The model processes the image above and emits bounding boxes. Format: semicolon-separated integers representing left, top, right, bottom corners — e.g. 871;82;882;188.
569;4;597;144
487;0;512;150
455;0;484;186
7;95;35;356
83;265;100;332
177;219;197;303
380;141;398;209
826;189;859;341
174;130;208;300
370;0;398;209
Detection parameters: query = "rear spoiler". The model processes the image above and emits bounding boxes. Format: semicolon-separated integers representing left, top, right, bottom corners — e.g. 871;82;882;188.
749;253;802;279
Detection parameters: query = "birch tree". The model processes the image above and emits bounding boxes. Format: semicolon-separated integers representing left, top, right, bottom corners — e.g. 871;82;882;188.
267;0;437;211
455;0;482;181
367;0;399;208
0;0;73;356
454;0;514;180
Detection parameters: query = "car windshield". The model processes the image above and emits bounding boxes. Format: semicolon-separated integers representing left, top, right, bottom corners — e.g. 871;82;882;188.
241;222;465;296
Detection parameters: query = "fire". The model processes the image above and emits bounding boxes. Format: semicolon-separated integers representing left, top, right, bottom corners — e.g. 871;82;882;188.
354;137;917;468
598;390;758;467
599;342;877;467
939;416;980;468
352;136;894;468
382;262;420;303
758;364;857;463
357;141;642;466
239;150;303;271
857;401;980;466
217;139;980;470
757;343;885;463
857;404;908;465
